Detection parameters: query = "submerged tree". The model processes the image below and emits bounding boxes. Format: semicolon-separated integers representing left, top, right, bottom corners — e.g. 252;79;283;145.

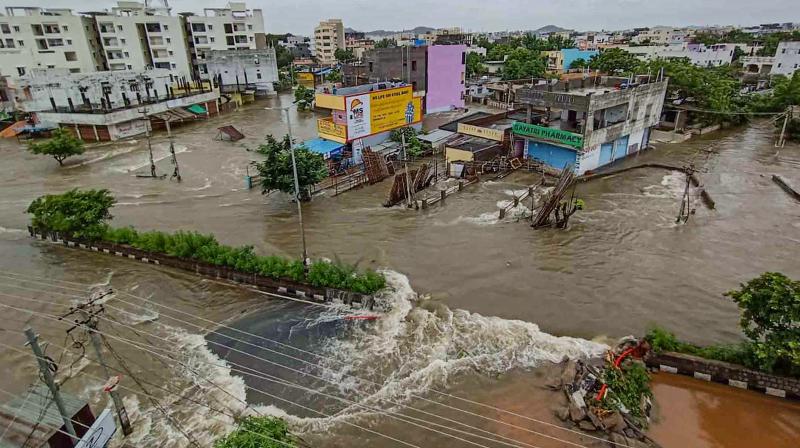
26;188;115;239
254;134;328;201
294;85;315;111
27;128;85;166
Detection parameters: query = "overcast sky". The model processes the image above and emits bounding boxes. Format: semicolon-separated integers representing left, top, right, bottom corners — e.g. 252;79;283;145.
2;0;797;35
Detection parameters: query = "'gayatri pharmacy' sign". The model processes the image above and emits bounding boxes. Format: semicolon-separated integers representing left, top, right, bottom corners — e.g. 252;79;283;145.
346;86;422;140
512;122;584;149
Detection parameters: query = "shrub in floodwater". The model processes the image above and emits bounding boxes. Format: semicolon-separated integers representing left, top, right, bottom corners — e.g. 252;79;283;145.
645;326;759;372
104;226;139;245
214;415;297;448
26;188;115;240
598;359;653;428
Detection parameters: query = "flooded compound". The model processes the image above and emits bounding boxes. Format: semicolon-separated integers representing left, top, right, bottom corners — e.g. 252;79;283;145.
0;93;799;447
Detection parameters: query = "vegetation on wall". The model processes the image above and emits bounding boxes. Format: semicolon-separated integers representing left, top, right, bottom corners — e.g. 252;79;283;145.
27;128;85;166
254;134;328;202
27;190;387;294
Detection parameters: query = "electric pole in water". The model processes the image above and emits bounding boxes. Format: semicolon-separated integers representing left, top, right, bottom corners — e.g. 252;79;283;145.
24;327;79;445
138;107;158;178
165;119;181;181
62;292;133;437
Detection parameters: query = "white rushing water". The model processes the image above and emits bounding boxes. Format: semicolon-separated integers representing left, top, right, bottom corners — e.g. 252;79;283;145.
107;271;606;446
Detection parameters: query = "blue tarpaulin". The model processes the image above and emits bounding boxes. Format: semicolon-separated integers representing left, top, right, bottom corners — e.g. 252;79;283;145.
302;137;344;159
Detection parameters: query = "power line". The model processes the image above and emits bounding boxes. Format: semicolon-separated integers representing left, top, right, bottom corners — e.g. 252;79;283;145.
0;283;551;448
0;271;613;448
0;279;591;448
0;338;300;448
0;299;425;448
2;294;520;448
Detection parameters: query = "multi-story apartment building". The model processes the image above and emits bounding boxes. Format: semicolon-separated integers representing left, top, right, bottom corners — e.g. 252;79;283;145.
314;19;344;65
0;7;104;77
93;1;192;78
631;26;693;45
183;2;265;79
772;41;800;77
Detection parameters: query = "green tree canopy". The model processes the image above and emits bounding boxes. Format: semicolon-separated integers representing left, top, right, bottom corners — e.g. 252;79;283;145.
588;48;640;74
725;272;800;375
26;188;115;239
334;48;356;64
293;85;315;111
27;128;85;166
214;416;297;448
568;58;587;69
751;72;800;112
374;38;395;48
465;52;485;78
255;134;328;201
326;69;343;82
502;48;546;80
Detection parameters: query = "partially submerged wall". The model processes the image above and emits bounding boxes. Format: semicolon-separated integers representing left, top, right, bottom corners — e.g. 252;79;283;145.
29;228;375;310
646;351;800;400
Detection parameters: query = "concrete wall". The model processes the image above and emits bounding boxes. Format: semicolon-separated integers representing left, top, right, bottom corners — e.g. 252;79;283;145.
561;48;598;71
583;80;667;149
205;48;277;94
772;41;800;77
362;46;427;92
426;45;466;113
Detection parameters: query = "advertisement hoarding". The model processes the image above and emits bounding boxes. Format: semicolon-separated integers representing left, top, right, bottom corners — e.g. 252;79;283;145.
317;118;347;143
457;123;504;141
345;86;423;141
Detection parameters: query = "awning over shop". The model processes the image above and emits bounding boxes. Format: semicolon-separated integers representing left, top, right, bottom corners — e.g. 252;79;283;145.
186;104;207;115
152;108;196;121
302;137;344;160
418;129;454;144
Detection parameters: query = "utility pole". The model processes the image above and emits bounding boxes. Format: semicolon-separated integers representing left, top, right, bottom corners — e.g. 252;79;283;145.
138;107;158;178
400;132;413;207
283;108;308;269
76;306;133;437
164;119;181;181
24;328;79;445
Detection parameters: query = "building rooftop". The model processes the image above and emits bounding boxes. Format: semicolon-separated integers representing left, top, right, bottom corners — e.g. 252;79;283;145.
439;112;493;132
448;135;500;153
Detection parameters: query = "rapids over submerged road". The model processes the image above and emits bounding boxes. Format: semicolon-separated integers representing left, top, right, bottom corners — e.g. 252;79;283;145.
0;94;799;447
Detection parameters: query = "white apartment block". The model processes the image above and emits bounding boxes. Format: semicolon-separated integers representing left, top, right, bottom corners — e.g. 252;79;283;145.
94;1;192;78
314;19;344;65
620;43;735;67
184;2;265;79
632;26;693;45
0;7;104;78
771;41;800;77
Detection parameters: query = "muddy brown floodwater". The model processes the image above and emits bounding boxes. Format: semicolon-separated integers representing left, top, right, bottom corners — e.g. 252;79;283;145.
0;93;798;447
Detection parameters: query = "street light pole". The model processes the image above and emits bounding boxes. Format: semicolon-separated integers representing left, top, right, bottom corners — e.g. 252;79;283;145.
282;107;309;268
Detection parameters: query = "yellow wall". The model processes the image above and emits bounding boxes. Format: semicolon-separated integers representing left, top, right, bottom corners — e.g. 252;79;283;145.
315;93;345;110
317;118;347;143
445;147;475;163
298;72;315;88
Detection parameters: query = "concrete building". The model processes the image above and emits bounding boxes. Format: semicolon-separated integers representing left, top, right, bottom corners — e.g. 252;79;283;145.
631;26;692;45
314;18;344;65
546;48;598;72
426;45;466;113
343;45;466;113
345;37;375;61
205;48;277;94
18;68;220;141
93;1;192;78
772;41;800;77
0;7;105;77
513;75;667;174
183;2;266;79
742;56;775;76
620;43;735;67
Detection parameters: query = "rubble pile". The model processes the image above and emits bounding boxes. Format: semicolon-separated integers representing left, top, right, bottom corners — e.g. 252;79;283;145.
552;338;659;448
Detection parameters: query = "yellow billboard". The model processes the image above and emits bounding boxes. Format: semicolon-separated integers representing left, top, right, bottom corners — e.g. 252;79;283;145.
317;118;347;143
297;72;314;88
369;86;422;135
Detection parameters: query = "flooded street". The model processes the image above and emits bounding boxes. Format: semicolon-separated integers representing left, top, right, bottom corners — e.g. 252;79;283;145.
1;93;799;447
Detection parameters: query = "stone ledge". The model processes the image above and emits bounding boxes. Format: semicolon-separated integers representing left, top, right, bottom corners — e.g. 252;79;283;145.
647;351;800;401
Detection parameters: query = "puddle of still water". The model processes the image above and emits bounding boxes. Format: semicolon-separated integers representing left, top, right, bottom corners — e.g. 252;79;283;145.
649;372;800;448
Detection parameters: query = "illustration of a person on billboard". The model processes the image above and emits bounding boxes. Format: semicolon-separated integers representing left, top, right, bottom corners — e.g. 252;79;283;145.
405;101;415;124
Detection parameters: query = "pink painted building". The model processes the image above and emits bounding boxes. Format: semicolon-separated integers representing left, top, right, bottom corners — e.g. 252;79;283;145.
426;45;466;113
